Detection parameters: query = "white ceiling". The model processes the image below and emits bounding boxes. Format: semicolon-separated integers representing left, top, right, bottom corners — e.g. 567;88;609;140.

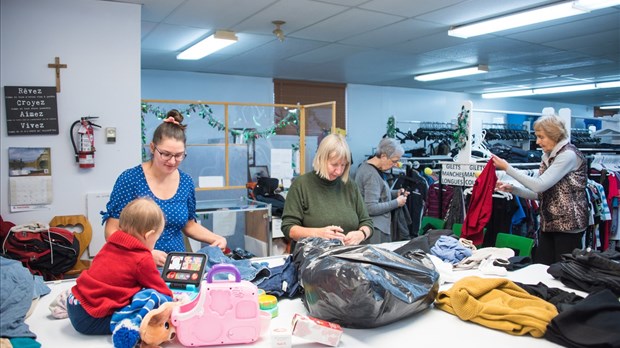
110;0;620;107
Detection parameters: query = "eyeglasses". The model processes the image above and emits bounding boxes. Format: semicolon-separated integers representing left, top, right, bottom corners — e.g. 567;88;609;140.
154;146;187;162
390;158;400;165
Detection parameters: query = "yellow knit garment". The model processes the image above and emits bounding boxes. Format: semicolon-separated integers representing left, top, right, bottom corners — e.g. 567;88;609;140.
435;276;558;337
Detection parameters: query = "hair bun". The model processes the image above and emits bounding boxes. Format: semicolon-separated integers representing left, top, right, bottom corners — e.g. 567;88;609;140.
166;109;184;124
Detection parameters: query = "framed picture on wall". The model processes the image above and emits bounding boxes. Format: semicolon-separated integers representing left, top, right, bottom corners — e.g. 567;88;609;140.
248;165;269;183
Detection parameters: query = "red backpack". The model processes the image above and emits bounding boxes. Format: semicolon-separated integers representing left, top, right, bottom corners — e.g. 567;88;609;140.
1;222;80;280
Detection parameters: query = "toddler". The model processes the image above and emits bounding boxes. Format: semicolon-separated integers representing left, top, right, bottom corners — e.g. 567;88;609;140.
67;197;173;334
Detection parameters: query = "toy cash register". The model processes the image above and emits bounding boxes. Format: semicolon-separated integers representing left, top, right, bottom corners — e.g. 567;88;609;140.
162;252;207;301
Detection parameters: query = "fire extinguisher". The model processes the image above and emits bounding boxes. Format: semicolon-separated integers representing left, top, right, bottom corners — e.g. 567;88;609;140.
70;116;101;168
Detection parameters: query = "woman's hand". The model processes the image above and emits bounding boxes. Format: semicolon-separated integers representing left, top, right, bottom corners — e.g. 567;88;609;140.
151;249;168;267
491;155;509;171
315;225;345;241
209;234;227;250
495;181;514;193
343;230;366;245
395;188;409;207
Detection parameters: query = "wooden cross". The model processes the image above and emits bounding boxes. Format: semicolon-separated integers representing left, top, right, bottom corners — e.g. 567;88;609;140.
48;57;67;93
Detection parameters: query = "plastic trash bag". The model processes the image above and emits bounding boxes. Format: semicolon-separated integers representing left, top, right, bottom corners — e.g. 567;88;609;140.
293;238;440;328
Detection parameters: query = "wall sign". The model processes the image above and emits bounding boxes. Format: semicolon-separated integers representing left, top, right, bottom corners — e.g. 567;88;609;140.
441;162;486;186
4;86;59;135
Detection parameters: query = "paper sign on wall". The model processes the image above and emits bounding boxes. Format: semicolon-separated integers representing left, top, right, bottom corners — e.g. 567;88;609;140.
271;148;293;180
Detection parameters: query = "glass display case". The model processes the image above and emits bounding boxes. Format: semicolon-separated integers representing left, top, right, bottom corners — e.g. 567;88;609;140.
195;197;272;257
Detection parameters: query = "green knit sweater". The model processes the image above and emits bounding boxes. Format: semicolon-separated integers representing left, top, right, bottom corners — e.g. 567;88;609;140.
281;171;373;242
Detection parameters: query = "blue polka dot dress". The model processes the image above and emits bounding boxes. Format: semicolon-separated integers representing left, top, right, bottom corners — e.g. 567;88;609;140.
101;165;197;253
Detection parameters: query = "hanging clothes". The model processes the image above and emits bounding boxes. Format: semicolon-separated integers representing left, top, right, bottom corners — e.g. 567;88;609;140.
393;170;428;238
425;182;454;219
482;196;520;248
461;161;497;245
443;186;465;230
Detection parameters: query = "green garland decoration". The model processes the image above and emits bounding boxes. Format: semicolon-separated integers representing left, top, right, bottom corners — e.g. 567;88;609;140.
386;116;396;138
141;110;147;161
453;106;469;151
141;102;300;154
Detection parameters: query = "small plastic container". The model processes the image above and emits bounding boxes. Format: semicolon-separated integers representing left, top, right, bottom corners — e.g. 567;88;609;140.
271;327;292;348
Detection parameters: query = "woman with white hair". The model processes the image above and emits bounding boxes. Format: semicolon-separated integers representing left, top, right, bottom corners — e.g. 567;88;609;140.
355;137;409;243
281;134;374;252
492;114;588;264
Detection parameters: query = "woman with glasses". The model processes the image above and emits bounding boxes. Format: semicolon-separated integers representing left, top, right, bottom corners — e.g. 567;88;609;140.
102;109;226;266
354;137;409;244
492;114;588;265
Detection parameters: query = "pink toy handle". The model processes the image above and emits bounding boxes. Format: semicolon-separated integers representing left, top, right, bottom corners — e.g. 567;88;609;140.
206;264;241;283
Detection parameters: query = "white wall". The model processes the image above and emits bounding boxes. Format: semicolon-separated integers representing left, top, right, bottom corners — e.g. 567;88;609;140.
1;0;141;224
142;70;273;103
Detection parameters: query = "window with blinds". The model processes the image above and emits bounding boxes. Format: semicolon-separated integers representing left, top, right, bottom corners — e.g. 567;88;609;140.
273;79;346;135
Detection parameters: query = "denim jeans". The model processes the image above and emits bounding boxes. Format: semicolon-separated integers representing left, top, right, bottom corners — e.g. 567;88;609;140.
66;293;111;335
197;246;271;285
258;255;300;297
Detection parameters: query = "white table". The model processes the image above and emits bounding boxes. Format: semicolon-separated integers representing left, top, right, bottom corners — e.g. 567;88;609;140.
26;260;584;348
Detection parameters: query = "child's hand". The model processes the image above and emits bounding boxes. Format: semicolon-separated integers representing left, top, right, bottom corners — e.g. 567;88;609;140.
152;250;168;267
174;293;191;303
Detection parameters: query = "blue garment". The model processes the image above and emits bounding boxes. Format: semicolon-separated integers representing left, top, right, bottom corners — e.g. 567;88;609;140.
198;246;271;285
66;293;112;335
588;179;612;220
511;197;526;233
101;165;197;253
0;256;49;339
258;255;300;297
430;235;473;264
110;289;172;348
8;338;40;348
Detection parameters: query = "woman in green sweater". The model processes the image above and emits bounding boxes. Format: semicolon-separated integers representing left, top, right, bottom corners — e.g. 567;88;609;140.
281;133;374;252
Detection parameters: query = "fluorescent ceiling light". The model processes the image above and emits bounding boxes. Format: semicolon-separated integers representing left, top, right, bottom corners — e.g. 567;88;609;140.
533;84;595;94
177;30;237;60
448;0;620;38
574;0;620;10
599;105;620;109
414;65;488;81
597;81;620;88
482;90;533;99
482;80;620;99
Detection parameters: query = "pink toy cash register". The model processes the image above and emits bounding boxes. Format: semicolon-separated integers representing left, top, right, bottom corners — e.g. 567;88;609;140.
171;264;266;346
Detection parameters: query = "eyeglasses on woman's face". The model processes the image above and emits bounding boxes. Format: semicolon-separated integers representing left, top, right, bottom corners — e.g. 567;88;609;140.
154;146;187;162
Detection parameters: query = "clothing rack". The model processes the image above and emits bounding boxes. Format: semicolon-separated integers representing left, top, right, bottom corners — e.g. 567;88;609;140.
455;103;571;164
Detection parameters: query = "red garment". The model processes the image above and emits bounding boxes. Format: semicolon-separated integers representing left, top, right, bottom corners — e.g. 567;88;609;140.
601;172;618;250
461;161;497;245
71;231;172;318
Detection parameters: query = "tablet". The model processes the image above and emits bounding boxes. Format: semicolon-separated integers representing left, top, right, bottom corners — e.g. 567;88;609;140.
161;252;207;301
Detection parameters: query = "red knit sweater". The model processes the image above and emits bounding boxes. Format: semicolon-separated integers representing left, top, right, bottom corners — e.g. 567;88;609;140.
71;231;173;318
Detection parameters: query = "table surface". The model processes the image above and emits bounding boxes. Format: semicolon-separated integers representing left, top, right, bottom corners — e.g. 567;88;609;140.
26;258;584;348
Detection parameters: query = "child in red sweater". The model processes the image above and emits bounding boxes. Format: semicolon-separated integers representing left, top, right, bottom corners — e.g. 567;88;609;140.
67;197;173;334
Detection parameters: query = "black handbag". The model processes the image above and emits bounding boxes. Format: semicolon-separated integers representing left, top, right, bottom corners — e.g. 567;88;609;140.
253;177;279;197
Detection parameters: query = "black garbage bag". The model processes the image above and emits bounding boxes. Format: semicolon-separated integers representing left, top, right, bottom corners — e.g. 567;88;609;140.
293;238;440;328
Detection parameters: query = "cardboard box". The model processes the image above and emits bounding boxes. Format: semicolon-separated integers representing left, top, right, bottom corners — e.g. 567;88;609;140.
291;314;343;346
